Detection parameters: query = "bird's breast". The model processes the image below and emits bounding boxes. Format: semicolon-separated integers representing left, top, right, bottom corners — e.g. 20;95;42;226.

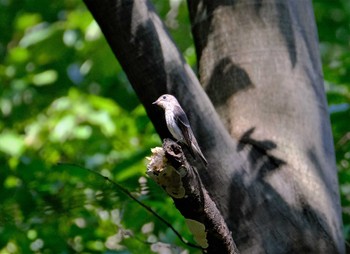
165;110;183;141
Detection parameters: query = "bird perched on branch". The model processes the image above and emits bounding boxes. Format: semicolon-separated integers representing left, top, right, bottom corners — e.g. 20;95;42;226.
153;94;208;166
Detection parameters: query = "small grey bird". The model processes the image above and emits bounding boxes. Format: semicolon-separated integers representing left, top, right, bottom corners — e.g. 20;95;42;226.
153;94;208;166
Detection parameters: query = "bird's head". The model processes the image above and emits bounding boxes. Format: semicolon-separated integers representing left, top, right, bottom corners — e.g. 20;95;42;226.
152;94;178;110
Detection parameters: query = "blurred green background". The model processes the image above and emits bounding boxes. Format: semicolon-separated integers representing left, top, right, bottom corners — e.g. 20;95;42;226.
0;0;349;253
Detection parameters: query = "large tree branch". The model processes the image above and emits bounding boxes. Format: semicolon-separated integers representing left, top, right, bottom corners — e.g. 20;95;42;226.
188;0;344;253
83;0;245;251
83;0;244;218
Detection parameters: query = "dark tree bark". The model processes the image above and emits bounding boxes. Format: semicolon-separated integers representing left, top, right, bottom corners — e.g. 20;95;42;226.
83;0;344;253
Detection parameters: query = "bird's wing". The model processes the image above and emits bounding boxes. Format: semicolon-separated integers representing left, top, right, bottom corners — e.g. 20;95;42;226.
174;105;195;157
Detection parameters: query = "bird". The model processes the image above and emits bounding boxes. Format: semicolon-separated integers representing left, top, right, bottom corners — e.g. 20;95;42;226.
152;94;208;166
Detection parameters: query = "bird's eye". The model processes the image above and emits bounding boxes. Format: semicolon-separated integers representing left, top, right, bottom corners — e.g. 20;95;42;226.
162;96;166;99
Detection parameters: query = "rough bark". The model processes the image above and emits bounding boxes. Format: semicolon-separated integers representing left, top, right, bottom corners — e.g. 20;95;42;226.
187;1;344;253
84;0;344;253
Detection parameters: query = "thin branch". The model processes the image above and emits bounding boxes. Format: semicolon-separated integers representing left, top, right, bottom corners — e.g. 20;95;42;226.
55;163;203;250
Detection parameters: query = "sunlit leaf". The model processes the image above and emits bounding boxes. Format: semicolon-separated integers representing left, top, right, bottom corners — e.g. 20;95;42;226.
0;131;25;157
9;47;29;63
19;24;56;48
15;13;42;31
32;70;58;86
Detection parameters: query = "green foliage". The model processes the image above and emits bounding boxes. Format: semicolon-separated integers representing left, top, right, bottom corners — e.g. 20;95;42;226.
0;0;349;252
314;0;350;241
0;0;197;253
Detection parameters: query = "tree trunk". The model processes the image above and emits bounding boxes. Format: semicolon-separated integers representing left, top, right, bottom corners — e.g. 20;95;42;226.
84;0;344;253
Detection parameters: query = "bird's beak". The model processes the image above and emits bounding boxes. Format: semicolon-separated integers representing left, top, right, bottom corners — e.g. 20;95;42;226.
152;99;160;105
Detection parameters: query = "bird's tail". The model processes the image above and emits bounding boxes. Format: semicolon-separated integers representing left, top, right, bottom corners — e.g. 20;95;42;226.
191;142;208;166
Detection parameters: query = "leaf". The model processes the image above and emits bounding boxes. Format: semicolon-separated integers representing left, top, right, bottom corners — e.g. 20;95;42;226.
32;70;58;86
0;131;25;157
